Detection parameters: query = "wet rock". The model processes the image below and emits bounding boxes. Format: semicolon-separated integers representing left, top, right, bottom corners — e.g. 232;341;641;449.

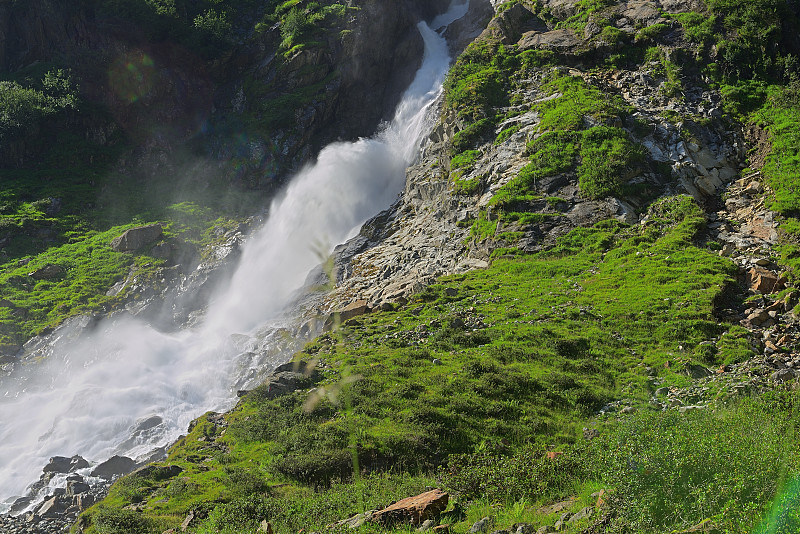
43;455;89;474
34;496;69;518
90;455;137;480
65;480;90;496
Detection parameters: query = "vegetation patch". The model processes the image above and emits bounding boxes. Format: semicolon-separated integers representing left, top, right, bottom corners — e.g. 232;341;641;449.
79;197;750;533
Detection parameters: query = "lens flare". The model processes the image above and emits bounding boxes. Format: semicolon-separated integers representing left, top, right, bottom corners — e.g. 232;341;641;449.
108;52;156;103
754;475;800;533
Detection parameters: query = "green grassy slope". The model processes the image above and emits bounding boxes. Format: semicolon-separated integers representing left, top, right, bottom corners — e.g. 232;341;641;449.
77;196;800;534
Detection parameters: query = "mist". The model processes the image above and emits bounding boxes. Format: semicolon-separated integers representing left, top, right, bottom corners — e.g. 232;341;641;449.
0;0;468;512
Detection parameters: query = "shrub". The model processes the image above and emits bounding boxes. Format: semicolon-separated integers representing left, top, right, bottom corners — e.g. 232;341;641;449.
442;447;587;503
593;396;800;533
92;507;153;534
578;126;643;199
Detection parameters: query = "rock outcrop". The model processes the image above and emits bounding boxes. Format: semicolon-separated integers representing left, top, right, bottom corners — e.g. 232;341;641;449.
321;0;745;315
110;224;163;253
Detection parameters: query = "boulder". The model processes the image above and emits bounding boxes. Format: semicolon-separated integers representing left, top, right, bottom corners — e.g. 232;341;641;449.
129;463;183;480
468;517;493;534
567;506;593;523
747;308;771;326
110;224;163;252
43;455;89;474
518;29;583;53
66;480;90;496
338;300;371;322
261;369;320;400
90;455;137;480
747;267;783;294
372;489;450;526
35;496;69;518
73;493;95;511
28;263;65;280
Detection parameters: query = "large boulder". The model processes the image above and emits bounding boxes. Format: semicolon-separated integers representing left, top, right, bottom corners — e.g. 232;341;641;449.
42;455;89;474
110;224;163;252
28;263;65;280
371;489;449;526
90;455;137;480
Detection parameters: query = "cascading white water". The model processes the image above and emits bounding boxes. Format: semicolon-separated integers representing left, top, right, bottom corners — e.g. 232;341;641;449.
0;0;468;512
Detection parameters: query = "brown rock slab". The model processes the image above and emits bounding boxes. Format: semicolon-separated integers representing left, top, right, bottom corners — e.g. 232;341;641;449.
339;299;370;322
371;489;449;526
747;267;783;294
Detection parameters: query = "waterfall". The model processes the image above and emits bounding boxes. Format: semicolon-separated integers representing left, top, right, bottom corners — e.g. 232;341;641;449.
0;0;468;512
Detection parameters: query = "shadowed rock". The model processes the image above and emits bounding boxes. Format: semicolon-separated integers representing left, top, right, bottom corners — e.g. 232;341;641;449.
110;224;163;252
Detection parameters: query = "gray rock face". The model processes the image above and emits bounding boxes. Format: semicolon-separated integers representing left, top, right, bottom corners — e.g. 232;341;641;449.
110;224;163;252
469;517;494;534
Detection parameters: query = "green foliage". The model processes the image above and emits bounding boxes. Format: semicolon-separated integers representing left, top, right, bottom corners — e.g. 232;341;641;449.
444;40;514;121
453;176;483;196
93;0;264;53
495;124;521;144
599;24;625;45
451;118;494;154
556;0;616;31
279;3;352;49
451;150;481;171
0;70;78;138
754;83;800;214
527;131;579;176
634;23;669;43
281;6;312;47
594;395;800;533
705;0;796;82
442;447;586;503
0;225;157;344
193;9;232;40
92;507;154;534
86;195;746;532
671;11;715;45
578;126;644;199
535;74;626;133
